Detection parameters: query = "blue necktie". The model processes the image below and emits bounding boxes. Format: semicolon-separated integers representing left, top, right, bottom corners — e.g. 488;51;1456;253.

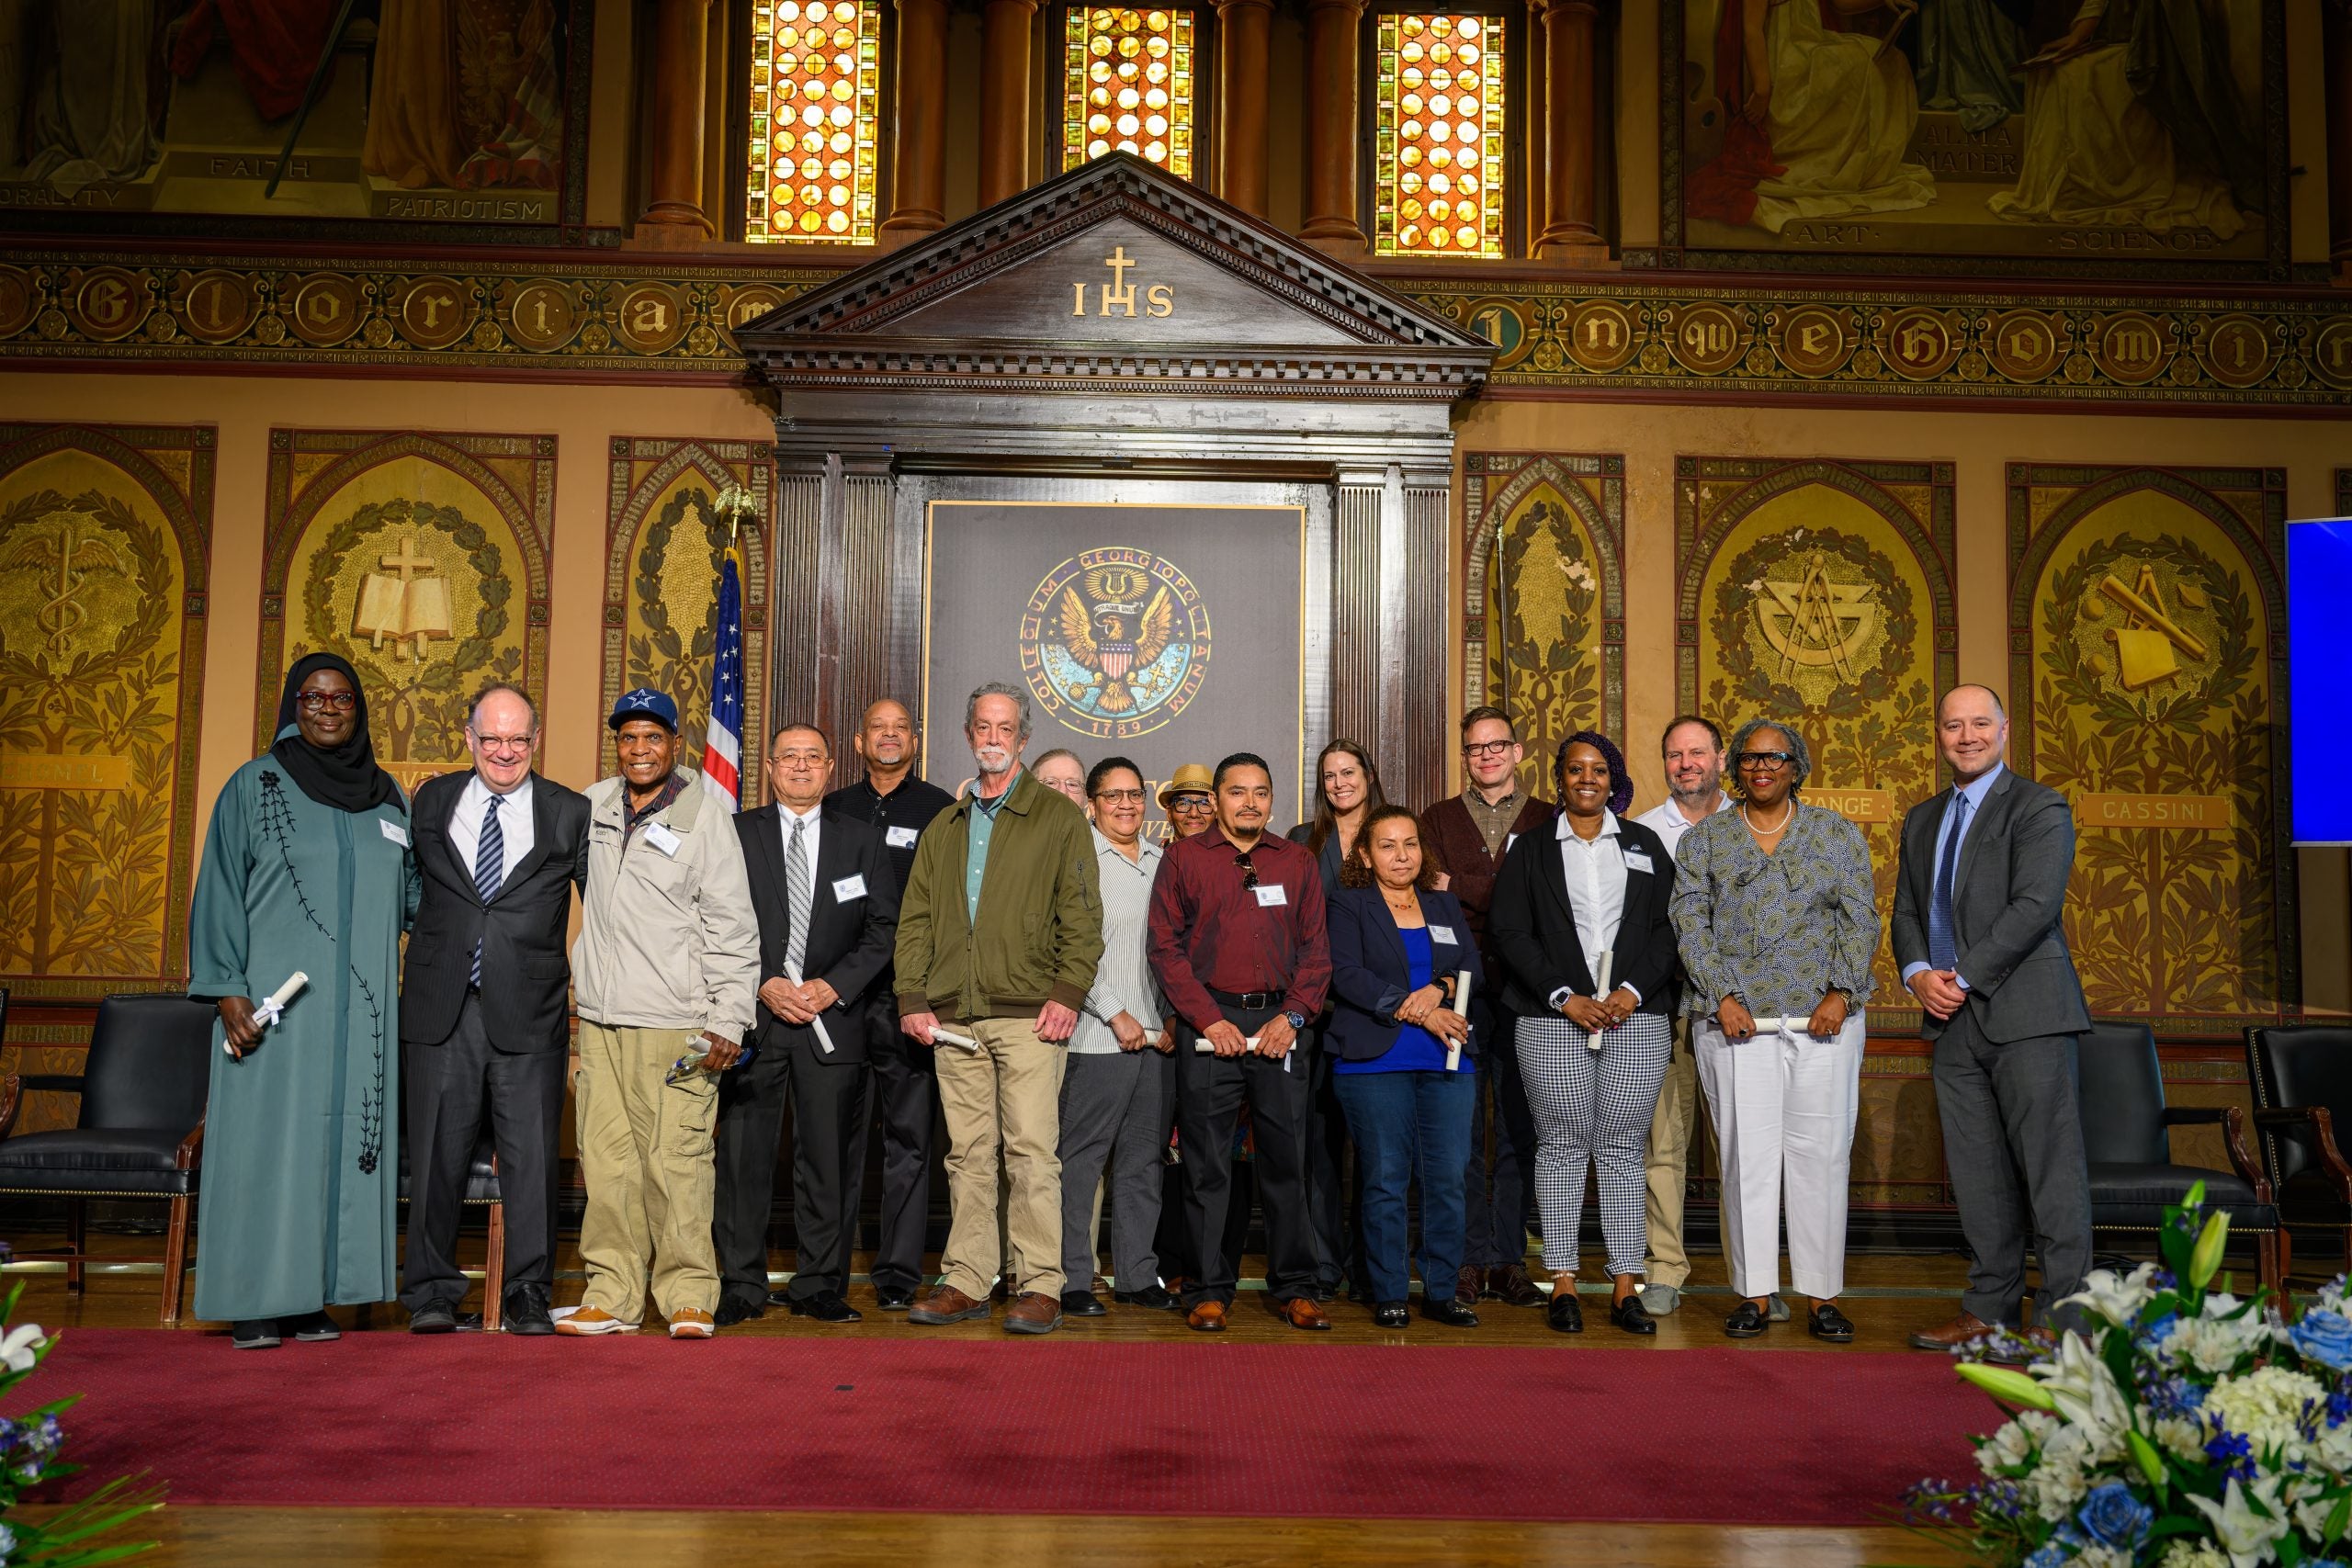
1927;790;1966;973
471;795;504;987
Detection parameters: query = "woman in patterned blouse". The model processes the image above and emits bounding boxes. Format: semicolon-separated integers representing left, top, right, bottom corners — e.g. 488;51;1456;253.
1668;717;1878;1344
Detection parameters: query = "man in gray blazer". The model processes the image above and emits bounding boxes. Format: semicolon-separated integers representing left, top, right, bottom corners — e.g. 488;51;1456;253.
1894;683;2094;1352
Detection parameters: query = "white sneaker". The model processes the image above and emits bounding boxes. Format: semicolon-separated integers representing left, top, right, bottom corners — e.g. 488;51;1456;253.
1637;1282;1681;1316
1768;1293;1792;1323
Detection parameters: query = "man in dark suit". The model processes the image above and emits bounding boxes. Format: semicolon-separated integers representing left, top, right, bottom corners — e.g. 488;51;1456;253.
717;721;901;1325
1894;683;2095;1353
400;682;589;1337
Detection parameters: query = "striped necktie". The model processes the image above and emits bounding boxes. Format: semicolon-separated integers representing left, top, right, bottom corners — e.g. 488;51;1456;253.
785;815;812;980
471;795;504;987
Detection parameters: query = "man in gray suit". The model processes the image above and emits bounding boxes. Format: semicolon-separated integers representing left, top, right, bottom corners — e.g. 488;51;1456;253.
1895;683;2094;1353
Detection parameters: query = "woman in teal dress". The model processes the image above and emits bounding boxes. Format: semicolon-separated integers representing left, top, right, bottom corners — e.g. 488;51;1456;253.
187;652;417;1348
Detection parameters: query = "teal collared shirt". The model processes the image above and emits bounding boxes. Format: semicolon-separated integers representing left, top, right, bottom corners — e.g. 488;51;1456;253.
965;772;1019;922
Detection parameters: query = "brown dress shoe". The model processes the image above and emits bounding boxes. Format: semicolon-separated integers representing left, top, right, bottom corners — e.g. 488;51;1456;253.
1487;1263;1544;1308
1004;1292;1063;1335
1187;1300;1227;1332
1284;1296;1332;1331
908;1285;990;1325
1456;1264;1484;1304
1908;1311;2002;1350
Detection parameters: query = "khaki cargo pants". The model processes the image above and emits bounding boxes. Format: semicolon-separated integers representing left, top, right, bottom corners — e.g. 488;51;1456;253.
574;1021;721;1324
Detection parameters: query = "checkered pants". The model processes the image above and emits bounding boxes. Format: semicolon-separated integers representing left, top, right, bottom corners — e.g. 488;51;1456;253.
1516;1011;1674;1278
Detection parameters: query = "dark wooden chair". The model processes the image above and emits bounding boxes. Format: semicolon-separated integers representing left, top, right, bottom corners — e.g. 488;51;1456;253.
2079;1020;2279;1294
396;1126;508;1332
2245;1023;2352;1288
0;992;212;1325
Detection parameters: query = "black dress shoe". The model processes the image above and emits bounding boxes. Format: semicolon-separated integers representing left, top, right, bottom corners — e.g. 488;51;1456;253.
1724;1300;1770;1337
1373;1302;1409;1328
1546;1292;1585;1334
1061;1290;1108;1317
874;1284;916;1312
1809;1302;1856;1343
284;1310;341;1342
1610;1296;1657;1336
1422;1299;1481;1328
1114;1284;1179;1311
787;1290;865;1324
231;1319;280;1349
713;1296;766;1328
408;1300;458;1335
502;1284;556;1336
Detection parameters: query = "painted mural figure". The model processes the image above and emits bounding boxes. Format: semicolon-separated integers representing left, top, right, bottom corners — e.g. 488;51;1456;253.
1913;0;2028;133
6;0;163;196
1991;0;2264;238
1689;0;1937;233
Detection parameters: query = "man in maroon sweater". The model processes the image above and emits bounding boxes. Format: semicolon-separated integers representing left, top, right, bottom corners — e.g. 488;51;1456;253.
1419;705;1556;1307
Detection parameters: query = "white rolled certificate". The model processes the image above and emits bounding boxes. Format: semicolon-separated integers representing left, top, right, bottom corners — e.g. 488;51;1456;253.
931;1026;981;1053
786;962;835;1055
1191;1034;1290;1073
1448;969;1472;1072
227;972;309;1057
1588;953;1613;1052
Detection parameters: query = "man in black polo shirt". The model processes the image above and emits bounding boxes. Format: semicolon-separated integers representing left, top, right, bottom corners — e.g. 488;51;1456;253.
824;697;957;1311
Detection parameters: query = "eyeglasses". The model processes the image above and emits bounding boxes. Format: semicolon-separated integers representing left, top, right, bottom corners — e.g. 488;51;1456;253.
296;691;357;713
469;731;535;755
1093;788;1147;805
1734;750;1797;771
1234;852;1259;890
1463;739;1515;759
1169;795;1214;814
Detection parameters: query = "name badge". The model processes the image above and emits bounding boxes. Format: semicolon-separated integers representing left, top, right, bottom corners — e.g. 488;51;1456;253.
379;819;410;847
886;825;920;849
1429;924;1458;945
832;874;867;902
1253;885;1288;908
1623;850;1654;874
642;822;683;857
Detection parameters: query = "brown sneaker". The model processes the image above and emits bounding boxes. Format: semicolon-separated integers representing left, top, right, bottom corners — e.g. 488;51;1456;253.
908;1284;990;1325
1186;1300;1227;1333
1908;1311;2003;1351
1487;1263;1544;1308
1455;1264;1483;1305
668;1307;715;1339
1283;1296;1332;1331
1004;1292;1063;1336
554;1306;637;1336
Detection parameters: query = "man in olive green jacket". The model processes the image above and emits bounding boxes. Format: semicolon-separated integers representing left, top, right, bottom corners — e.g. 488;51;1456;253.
897;682;1103;1335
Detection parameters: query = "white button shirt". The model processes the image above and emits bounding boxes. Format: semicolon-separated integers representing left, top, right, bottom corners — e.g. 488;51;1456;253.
451;773;536;879
1633;791;1731;863
777;801;823;880
1556;810;1629;965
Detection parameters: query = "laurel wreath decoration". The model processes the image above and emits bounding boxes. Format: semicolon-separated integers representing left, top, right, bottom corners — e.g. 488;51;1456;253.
626;484;726;756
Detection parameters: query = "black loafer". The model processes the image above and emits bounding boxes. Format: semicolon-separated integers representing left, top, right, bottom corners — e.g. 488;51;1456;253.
1423;1300;1480;1328
284;1310;341;1342
787;1290;864;1324
713;1296;765;1328
1373;1302;1409;1328
1546;1293;1585;1334
1809;1302;1856;1343
408;1300;458;1335
1610;1296;1657;1336
502;1284;555;1336
1724;1300;1770;1337
1061;1290;1108;1317
1114;1284;1179;1311
873;1284;916;1312
231;1319;280;1349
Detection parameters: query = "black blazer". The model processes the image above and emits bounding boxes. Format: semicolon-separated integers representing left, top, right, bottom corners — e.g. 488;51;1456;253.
1325;885;1486;1062
400;770;590;1053
1487;814;1679;1021
733;805;900;1065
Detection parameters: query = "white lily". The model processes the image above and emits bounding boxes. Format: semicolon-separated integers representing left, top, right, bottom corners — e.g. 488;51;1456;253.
2064;1261;2162;1326
2183;1475;2290;1568
0;1323;45;1373
2032;1330;2133;1457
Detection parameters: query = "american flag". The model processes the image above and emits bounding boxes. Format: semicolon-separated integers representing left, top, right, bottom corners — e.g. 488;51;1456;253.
699;554;744;809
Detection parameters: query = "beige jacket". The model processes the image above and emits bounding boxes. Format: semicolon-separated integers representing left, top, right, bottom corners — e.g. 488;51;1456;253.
571;772;760;1041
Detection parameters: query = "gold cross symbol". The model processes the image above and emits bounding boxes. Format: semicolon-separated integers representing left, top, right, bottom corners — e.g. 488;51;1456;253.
379;534;434;582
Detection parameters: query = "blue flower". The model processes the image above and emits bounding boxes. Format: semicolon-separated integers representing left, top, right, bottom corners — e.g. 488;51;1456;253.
2023;1542;2074;1568
2292;1310;2352;1371
2206;1428;2256;1481
2331;1390;2352;1429
2075;1483;2154;1551
2138;1311;2180;1354
1975;1481;2026;1521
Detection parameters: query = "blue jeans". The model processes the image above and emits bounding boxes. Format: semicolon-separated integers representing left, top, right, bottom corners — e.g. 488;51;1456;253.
1332;1068;1476;1304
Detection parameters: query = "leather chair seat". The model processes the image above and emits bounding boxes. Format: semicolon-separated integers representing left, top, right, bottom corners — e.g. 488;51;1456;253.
397;1138;503;1206
2089;1160;2277;1232
0;1129;197;1194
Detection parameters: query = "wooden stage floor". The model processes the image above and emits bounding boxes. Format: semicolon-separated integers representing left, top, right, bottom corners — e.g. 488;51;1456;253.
11;1237;1995;1566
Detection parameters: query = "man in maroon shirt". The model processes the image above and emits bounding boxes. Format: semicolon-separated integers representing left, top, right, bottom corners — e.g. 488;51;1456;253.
1148;751;1333;1332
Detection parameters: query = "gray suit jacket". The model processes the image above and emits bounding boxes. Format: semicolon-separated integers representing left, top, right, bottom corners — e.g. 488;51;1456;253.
1892;766;2092;1044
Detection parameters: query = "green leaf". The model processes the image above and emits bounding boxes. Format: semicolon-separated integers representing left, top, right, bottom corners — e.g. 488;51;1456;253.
2325;1491;2350;1543
2189;1209;2230;1291
2128;1429;2167;1491
1956;1362;2055;1410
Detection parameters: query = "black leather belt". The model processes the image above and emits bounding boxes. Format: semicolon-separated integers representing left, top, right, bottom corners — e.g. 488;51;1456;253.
1210;987;1283;1010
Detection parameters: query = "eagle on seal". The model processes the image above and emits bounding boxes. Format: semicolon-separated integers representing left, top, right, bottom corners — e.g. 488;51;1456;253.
1057;568;1176;714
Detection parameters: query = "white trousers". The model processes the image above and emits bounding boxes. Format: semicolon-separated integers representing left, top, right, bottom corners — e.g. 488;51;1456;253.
1693;1010;1865;1301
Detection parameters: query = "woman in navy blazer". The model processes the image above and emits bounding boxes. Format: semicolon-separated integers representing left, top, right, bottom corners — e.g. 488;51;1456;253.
1488;731;1679;1336
1326;805;1484;1329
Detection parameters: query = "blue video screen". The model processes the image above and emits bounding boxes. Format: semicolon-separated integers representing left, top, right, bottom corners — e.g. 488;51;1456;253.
2290;519;2352;845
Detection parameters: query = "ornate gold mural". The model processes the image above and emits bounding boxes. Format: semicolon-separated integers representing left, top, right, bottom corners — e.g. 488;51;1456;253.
1460;453;1624;796
2008;464;2294;1029
603;438;773;802
1678;457;1959;1016
0;423;212;1002
254;431;555;792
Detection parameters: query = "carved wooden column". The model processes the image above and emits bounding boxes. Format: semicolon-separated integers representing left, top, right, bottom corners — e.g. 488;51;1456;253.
2330;1;2352;277
635;0;716;241
1215;0;1272;217
1300;0;1366;251
882;0;950;239
978;0;1038;208
1531;0;1609;264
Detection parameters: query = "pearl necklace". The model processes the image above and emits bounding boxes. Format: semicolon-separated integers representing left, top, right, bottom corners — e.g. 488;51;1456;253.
1740;799;1794;838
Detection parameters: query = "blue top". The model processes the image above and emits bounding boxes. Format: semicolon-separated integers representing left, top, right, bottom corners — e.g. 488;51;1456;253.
1334;926;1451;1075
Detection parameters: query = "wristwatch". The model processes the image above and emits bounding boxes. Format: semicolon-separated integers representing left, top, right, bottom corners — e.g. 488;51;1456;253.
1283;1010;1308;1032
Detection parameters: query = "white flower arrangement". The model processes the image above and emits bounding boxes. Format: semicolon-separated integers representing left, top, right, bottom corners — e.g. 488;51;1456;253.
1905;1185;2352;1568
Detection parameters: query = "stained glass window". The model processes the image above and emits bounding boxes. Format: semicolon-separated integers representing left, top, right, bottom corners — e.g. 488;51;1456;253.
747;0;882;243
1373;13;1507;258
1062;7;1195;176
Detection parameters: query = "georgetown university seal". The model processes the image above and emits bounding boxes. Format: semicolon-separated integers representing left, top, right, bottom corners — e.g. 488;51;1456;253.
1019;547;1211;739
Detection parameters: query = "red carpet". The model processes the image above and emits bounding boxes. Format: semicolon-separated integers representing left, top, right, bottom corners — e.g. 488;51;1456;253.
40;1330;1983;1523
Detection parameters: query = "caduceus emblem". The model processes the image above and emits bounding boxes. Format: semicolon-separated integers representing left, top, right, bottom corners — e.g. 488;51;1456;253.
1057;563;1175;715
